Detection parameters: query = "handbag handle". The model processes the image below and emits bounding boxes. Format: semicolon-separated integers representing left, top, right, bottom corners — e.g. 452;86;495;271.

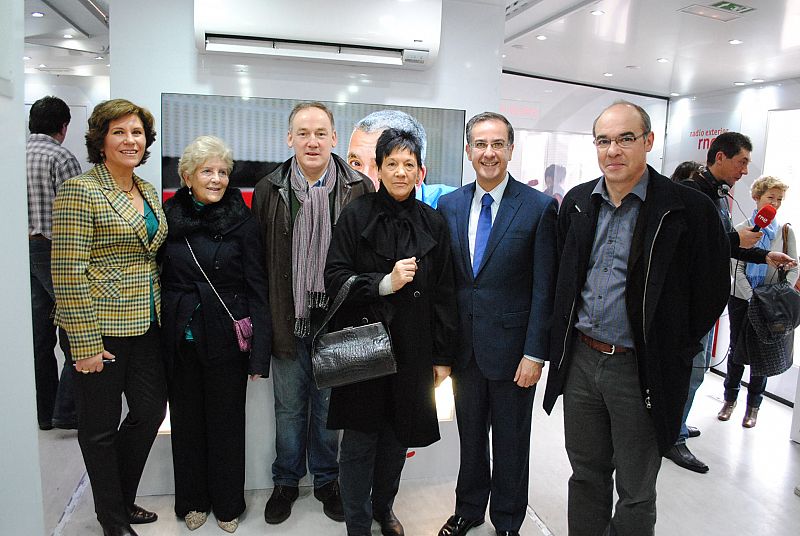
185;237;237;322
312;275;358;342
779;224;791;283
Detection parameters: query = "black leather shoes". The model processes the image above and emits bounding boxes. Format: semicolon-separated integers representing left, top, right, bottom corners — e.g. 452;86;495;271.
664;444;709;473
687;425;701;438
496;532;520;536
373;509;404;536
264;485;299;524
314;480;345;522
127;504;157;524
438;514;485;536
101;523;139;536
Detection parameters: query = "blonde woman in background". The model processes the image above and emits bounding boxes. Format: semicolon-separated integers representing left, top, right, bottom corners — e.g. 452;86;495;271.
718;176;798;428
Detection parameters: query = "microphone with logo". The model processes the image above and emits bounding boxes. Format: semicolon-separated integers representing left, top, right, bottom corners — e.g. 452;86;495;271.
751;204;777;231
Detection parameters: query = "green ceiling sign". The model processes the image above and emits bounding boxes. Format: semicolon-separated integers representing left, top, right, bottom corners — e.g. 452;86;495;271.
710;2;755;14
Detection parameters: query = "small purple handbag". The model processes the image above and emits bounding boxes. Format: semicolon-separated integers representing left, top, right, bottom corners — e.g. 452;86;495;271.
233;317;253;352
186;238;253;353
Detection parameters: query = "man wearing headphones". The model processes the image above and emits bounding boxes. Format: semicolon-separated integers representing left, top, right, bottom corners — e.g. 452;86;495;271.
665;131;796;473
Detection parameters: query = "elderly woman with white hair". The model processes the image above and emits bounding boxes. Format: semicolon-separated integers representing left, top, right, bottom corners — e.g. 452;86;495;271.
718;175;797;428
160;135;271;532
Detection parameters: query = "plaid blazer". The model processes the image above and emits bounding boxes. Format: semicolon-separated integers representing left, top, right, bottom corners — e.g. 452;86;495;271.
52;163;168;360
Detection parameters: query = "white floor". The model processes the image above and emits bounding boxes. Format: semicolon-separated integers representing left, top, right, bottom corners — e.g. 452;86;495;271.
40;372;800;536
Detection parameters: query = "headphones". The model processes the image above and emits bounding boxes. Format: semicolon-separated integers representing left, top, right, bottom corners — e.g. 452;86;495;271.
700;169;730;198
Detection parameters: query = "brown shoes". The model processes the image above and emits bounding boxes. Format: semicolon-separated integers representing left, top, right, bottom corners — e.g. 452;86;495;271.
717;400;736;421
742;406;759;428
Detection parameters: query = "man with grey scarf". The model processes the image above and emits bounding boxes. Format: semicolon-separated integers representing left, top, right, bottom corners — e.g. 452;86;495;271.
252;101;374;526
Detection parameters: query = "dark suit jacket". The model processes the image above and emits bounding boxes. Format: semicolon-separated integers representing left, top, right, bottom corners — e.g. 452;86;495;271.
438;175;558;379
543;166;730;454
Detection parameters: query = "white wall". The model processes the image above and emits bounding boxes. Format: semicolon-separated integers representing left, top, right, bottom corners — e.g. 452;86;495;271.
0;0;46;533
111;0;506;191
109;0;506;493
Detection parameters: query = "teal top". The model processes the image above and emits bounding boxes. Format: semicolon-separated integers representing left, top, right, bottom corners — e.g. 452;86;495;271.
183;197;207;341
143;199;159;322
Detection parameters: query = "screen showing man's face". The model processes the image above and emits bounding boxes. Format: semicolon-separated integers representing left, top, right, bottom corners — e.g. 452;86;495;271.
347;128;384;189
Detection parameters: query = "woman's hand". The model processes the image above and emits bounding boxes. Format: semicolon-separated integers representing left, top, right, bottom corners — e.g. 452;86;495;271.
433;365;451;388
391;257;417;292
75;349;115;374
249;374;264;381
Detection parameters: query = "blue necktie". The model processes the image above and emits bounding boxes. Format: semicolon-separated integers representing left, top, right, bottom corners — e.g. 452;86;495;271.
473;193;493;276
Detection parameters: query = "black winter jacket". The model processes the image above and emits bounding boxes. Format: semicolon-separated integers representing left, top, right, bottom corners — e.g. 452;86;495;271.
682;169;768;263
323;188;458;447
543;167;731;454
160;187;271;376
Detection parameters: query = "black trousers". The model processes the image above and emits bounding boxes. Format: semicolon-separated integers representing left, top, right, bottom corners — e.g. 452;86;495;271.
725;295;768;407
452;357;535;532
74;323;167;527
339;424;407;535
168;340;248;521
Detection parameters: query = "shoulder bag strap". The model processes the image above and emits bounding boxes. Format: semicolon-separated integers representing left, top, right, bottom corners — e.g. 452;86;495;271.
312;275;358;342
185;237;236;322
783;223;791;254
778;224;791;283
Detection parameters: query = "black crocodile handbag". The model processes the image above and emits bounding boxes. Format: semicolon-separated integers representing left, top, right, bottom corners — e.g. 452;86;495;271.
312;275;396;389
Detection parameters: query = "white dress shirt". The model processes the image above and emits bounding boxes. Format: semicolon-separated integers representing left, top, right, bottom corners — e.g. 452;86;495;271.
468;174;509;262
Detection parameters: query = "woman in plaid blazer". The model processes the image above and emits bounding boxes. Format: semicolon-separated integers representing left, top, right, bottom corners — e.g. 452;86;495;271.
52;99;168;536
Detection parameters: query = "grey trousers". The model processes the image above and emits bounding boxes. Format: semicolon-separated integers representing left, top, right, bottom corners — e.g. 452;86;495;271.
563;339;661;536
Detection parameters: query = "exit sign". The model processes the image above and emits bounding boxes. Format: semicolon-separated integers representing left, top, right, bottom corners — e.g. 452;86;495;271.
711;2;755;14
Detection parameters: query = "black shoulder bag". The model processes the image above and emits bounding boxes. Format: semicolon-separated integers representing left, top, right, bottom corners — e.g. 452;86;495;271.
311;275;396;389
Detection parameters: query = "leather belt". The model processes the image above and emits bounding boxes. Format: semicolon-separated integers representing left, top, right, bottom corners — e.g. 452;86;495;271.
579;332;632;355
29;234;49;241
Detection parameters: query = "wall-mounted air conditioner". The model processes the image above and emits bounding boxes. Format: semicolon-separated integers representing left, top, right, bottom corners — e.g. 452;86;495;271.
194;0;442;70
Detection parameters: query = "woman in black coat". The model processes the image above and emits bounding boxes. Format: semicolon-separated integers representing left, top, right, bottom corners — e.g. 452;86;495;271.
160;136;271;533
324;129;458;536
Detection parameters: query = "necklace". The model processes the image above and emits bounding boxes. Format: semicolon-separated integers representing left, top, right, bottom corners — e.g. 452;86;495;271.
121;180;136;200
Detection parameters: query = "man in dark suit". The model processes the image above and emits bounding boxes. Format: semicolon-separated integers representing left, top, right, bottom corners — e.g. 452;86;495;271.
437;112;558;536
542;101;730;535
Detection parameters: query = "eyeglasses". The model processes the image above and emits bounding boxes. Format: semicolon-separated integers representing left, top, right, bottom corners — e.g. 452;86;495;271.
472;140;509;151
593;132;649;149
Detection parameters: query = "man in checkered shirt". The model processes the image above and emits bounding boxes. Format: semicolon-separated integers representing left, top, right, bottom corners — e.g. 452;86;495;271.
27;96;82;431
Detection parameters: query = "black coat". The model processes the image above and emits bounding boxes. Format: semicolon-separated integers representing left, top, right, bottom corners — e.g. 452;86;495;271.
682;169;768;263
543;167;730;454
160;187;271;376
323;188;458;447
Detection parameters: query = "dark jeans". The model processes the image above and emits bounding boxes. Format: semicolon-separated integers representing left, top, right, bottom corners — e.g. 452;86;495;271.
724;296;767;407
676;329;713;444
75;323;167;527
270;336;339;488
452;357;535;532
339;425;407;536
29;238;76;427
563;339;661;536
169;340;248;522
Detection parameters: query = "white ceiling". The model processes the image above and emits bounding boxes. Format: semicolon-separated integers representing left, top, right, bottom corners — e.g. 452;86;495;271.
503;0;800;97
22;0;800;98
23;0;109;77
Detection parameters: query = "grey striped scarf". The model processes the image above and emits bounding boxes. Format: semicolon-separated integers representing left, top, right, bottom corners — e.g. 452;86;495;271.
290;157;337;337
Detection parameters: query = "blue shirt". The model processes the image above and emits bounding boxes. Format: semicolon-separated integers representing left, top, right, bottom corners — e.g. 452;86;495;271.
574;169;649;348
416;181;457;209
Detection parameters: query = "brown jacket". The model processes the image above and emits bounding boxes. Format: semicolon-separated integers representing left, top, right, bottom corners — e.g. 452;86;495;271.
250;153;373;359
